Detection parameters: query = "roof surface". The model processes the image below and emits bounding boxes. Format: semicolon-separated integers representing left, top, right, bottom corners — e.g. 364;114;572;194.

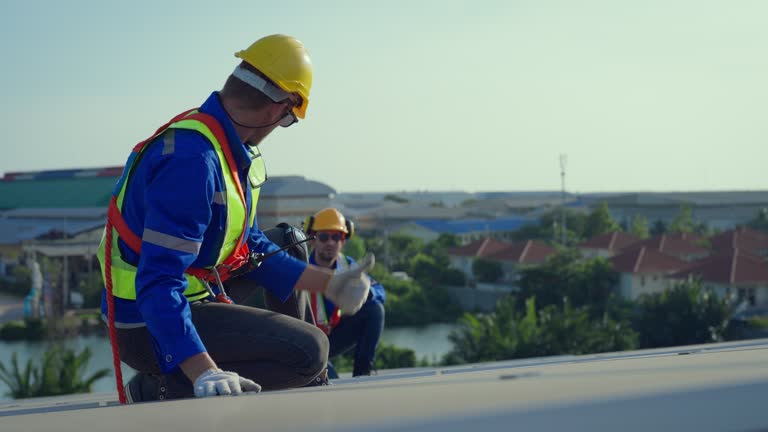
2;340;768;431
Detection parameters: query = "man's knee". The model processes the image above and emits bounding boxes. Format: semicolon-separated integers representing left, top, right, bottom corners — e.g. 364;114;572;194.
303;324;330;376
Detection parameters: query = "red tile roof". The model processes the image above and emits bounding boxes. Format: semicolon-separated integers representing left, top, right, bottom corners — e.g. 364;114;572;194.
609;247;690;274
577;231;641;252
631;234;709;258
710;227;768;255
448;238;556;264
487;240;556;264
672;249;768;284
447;238;510;257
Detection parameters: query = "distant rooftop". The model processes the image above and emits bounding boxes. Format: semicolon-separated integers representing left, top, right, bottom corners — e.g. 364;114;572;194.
413;216;534;235
0;167;333;210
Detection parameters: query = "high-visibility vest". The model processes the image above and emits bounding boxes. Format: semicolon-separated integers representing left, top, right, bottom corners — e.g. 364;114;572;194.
311;253;347;335
97;109;260;303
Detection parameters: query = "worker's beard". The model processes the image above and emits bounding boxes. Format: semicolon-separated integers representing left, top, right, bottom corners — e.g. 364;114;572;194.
316;247;340;265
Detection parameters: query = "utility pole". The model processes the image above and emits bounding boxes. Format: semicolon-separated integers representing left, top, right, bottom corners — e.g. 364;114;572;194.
560;154;567;246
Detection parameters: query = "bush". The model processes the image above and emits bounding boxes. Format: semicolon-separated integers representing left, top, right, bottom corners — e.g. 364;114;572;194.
633;279;734;348
0;265;32;297
0;346;110;399
0;319;45;341
332;343;417;373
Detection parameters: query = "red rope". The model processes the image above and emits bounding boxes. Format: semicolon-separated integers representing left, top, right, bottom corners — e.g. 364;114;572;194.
105;216;127;404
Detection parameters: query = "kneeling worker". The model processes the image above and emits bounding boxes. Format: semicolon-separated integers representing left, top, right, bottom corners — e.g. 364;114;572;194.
304;208;386;377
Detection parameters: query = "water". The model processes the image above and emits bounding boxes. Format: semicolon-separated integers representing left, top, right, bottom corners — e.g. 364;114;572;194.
381;323;458;363
0;323;458;401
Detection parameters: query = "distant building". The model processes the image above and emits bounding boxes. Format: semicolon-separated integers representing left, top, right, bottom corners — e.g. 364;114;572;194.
256;176;336;228
352;205;472;234
0;167;335;307
447;238;556;289
609;247;690;300
577;231;642;258
672;250;768;307
580;191;768;230
629;234;711;262
393;216;535;244
710;227;768;257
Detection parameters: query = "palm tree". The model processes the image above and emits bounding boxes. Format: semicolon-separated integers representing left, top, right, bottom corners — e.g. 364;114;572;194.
0;346;111;399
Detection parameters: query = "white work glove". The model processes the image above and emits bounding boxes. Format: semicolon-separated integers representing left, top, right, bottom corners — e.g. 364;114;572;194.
193;368;261;398
325;253;375;315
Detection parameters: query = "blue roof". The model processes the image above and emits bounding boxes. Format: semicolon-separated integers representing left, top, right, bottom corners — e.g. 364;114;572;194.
413;217;534;235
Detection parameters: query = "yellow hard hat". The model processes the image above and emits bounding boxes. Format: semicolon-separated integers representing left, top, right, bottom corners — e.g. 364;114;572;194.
235;34;313;119
304;208;354;238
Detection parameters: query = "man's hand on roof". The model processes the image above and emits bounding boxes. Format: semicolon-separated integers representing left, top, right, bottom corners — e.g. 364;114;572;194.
193;368;262;398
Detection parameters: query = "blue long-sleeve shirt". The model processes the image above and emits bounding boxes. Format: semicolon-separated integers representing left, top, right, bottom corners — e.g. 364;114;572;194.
101;91;306;373
308;252;386;315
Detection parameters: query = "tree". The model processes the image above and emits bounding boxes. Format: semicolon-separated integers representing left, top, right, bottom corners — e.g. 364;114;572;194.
342;236;366;260
633;278;734;348
408;253;442;287
668;203;695;234
650;219;667;236
517;249;619;318
512;209;588;245
583;202;620;239
629;215;650;239
747;208;768;233
442;297;636;365
0;346;110;399
386;234;425;272
472;258;503;283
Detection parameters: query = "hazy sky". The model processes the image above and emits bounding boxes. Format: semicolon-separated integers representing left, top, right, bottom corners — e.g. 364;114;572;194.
1;1;766;193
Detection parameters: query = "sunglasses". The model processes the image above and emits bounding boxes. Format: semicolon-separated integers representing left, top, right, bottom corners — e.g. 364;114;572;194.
278;109;298;128
316;232;344;243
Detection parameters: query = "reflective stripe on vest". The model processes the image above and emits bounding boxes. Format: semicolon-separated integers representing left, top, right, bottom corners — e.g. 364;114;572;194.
312;253;347;333
97;109;260;302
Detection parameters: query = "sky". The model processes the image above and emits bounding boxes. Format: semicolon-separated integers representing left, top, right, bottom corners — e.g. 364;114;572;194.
1;0;767;194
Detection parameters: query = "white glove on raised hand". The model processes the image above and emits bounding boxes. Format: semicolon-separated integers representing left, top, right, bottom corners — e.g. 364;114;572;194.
193;368;261;398
325;253;375;315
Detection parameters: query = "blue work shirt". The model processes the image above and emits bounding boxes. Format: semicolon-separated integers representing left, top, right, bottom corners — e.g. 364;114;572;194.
308;252;386;315
101;91;306;373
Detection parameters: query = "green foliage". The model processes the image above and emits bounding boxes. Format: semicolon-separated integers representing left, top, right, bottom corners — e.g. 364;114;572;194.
472;258;503;283
747;208;768;233
633;278;734;348
386;234;425;272
408;253;442;286
442;297;636;365
383;194;409;203
79;272;105;309
583;202;621;239
439;268;466;286
517;249;619;318
0;319;45;341
376;343;417;369
332;343;418;373
384;273;462;326
0;264;32;297
629;215;650;239
665;204;710;235
0;346;111;399
513;209;589;245
650;219;667;236
343;236;366;260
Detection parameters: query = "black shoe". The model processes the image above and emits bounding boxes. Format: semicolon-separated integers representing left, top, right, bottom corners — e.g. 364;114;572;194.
303;369;332;387
125;373;168;403
352;361;376;377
